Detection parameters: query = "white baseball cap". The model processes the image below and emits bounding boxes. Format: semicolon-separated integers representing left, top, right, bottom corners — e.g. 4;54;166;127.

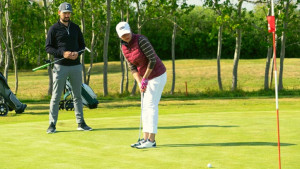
116;22;131;38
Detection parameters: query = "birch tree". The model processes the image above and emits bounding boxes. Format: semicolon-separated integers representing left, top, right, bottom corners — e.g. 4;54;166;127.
0;1;4;67
231;0;245;91
43;0;53;95
103;0;111;96
204;0;233;91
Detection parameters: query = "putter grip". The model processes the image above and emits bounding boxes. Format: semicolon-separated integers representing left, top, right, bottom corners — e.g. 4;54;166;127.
32;63;50;72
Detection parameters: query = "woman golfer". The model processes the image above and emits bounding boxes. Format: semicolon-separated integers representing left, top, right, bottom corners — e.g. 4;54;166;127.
116;22;167;149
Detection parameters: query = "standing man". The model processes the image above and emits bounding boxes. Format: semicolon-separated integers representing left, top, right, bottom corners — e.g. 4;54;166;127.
45;2;92;133
116;22;167;149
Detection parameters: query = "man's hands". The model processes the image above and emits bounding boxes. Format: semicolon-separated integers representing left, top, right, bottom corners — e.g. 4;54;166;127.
140;78;148;92
63;51;79;60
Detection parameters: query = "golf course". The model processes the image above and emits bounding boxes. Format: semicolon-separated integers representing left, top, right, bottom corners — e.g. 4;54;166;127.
1;59;300;169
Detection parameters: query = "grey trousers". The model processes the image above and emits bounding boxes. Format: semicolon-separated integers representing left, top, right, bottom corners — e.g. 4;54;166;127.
49;64;84;125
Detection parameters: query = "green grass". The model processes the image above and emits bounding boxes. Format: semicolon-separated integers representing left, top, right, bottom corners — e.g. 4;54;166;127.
1;59;299;168
0;97;299;169
4;58;300;100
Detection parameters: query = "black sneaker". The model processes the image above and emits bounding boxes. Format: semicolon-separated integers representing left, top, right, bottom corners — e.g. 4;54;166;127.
47;122;56;134
16;104;27;114
77;120;92;131
131;138;146;148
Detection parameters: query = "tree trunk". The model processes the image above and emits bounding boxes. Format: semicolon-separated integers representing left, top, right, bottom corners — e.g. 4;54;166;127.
43;0;53;95
170;16;176;95
80;0;86;84
131;0;141;96
125;0;130;92
126;0;129;22
4;0;11;79
232;28;242;91
125;60;129;92
265;6;272;90
87;3;96;86
0;1;3;67
119;4;125;94
103;0;111;96
9;27;18;94
3;0;18;93
231;0;243;91
278;1;290;91
217;24;223;90
264;42;272;90
0;43;3;67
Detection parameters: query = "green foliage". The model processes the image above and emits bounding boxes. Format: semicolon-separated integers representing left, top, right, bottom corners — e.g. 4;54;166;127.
1;0;300;70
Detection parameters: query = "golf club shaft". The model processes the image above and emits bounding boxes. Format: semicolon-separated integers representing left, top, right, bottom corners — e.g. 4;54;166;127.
138;92;144;141
32;58;64;72
32;47;90;72
32;63;51;72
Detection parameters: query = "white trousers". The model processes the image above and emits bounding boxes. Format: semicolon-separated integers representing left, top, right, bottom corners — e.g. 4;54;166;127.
142;72;167;134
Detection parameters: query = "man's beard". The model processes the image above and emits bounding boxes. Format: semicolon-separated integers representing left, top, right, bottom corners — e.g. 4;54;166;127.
62;18;70;23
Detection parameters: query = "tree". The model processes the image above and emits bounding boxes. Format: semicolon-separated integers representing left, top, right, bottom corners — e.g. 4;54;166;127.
232;0;245;91
3;0;11;79
0;0;4;68
113;0;128;94
86;0;104;85
203;0;233;91
103;0;111;96
80;0;87;84
168;0;194;94
43;0;53;95
278;0;290;91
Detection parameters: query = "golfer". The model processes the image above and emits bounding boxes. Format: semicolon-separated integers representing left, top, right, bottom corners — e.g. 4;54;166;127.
45;2;92;133
116;22;167;149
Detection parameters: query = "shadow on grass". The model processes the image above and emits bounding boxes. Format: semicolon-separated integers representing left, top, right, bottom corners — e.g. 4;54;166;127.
26;105;49;110
160;142;296;147
24;112;49;115
92;125;238;131
55;130;80;133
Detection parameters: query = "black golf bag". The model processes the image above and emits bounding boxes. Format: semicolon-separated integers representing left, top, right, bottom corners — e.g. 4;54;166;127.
59;78;99;111
0;72;27;116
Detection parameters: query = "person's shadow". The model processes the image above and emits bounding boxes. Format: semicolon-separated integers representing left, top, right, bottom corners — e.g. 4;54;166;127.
160;142;296;148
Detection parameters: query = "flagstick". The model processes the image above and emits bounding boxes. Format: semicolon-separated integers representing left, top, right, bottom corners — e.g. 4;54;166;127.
270;0;281;168
273;31;281;169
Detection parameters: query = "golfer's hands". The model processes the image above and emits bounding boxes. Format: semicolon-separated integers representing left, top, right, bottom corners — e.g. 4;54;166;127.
64;51;78;60
140;78;148;92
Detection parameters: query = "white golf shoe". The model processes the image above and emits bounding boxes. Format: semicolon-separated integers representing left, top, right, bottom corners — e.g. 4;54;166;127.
131;139;146;148
136;139;156;149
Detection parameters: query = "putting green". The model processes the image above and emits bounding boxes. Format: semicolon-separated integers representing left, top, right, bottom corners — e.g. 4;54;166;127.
0;98;299;169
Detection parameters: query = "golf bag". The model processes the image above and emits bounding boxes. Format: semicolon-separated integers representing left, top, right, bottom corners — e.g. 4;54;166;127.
59;78;99;111
0;72;27;116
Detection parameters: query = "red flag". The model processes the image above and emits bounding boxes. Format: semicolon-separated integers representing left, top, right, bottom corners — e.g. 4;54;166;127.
267;16;276;33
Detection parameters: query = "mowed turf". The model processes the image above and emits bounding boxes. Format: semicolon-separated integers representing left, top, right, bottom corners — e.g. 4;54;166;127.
6;58;300;100
0;97;299;169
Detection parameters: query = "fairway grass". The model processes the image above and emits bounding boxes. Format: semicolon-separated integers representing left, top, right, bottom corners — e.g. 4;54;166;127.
5;58;300;100
0;97;299;169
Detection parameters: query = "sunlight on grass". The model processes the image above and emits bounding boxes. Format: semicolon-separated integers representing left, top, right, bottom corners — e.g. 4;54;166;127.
4;58;300;100
0;98;299;169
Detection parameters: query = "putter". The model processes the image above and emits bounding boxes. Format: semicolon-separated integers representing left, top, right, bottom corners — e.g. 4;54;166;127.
138;92;144;142
32;47;91;72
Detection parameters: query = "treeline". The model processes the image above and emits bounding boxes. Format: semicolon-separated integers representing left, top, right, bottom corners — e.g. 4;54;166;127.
0;0;300;95
0;0;299;70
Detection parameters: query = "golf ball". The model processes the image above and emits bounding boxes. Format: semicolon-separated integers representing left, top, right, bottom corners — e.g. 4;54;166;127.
207;163;212;168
